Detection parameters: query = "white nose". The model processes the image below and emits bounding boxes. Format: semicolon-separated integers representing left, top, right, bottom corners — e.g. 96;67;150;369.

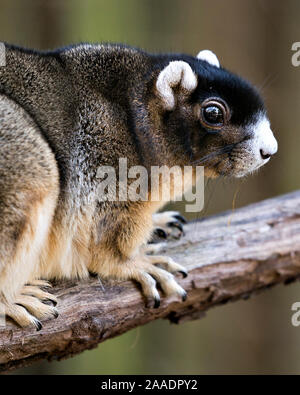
252;116;278;162
258;124;278;160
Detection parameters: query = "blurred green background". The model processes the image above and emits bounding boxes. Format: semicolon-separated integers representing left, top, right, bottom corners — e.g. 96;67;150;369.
1;0;300;374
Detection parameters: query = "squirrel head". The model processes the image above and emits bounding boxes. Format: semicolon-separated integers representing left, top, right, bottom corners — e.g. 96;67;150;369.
153;50;278;177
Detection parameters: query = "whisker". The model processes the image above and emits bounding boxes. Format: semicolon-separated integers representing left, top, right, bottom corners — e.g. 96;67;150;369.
190;143;236;166
257;72;279;93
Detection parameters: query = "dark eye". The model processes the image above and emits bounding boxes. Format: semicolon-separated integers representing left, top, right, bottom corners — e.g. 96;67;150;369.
199;98;230;129
203;106;223;125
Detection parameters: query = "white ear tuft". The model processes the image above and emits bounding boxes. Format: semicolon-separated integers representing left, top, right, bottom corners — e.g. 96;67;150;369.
196;50;220;68
156;61;197;111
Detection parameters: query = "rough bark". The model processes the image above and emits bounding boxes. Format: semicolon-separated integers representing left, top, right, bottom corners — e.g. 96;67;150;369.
1;190;300;373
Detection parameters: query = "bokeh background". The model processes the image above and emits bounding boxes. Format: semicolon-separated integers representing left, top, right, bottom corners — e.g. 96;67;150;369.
1;0;300;374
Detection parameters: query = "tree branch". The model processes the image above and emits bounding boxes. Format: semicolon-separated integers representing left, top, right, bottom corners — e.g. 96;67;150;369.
1;190;300;372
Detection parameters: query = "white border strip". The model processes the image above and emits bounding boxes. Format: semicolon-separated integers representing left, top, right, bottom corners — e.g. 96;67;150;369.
0;42;6;67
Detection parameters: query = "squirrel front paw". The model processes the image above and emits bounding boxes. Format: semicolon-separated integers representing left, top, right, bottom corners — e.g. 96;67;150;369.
102;255;188;308
151;211;187;242
1;280;58;330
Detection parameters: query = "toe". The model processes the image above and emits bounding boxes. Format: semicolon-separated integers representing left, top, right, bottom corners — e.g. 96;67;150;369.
153;228;168;239
149;256;188;278
147;265;187;300
152;211;186;241
167;221;184;233
15;295;59;320
21;286;58;306
27;280;52;288
5;303;43;330
174;214;187;224
135;271;161;308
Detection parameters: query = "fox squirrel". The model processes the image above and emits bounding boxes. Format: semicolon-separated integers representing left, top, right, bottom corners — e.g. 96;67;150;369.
0;43;277;329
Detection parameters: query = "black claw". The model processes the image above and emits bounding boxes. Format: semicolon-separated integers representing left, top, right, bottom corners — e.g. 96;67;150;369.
174;232;183;240
36;320;43;331
154;228;168;239
154;297;161;308
181;292;187;302
179;270;188;279
44;298;57;306
167;221;183;232
53;310;59;319
174;214;187;224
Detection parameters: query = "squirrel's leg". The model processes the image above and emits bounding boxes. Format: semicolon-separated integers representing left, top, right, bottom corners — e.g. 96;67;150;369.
0;191;59;329
89;207;188;307
0;94;59;329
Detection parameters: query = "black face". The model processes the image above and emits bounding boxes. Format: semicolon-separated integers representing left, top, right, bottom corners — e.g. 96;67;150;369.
188;60;276;177
191;60;265;128
158;54;277;177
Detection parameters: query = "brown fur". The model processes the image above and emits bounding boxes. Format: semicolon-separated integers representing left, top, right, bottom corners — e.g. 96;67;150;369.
0;43;274;328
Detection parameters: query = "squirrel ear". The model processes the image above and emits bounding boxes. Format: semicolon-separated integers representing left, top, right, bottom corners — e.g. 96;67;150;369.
156;61;197;111
196;50;220;68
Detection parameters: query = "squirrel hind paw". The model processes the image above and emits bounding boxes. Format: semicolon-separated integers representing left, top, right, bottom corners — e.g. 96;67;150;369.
15;294;59;321
22;284;58;306
1;282;58;329
145;257;188;301
111;254;188;308
148;255;188;278
3;303;43;330
151;211;186;242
